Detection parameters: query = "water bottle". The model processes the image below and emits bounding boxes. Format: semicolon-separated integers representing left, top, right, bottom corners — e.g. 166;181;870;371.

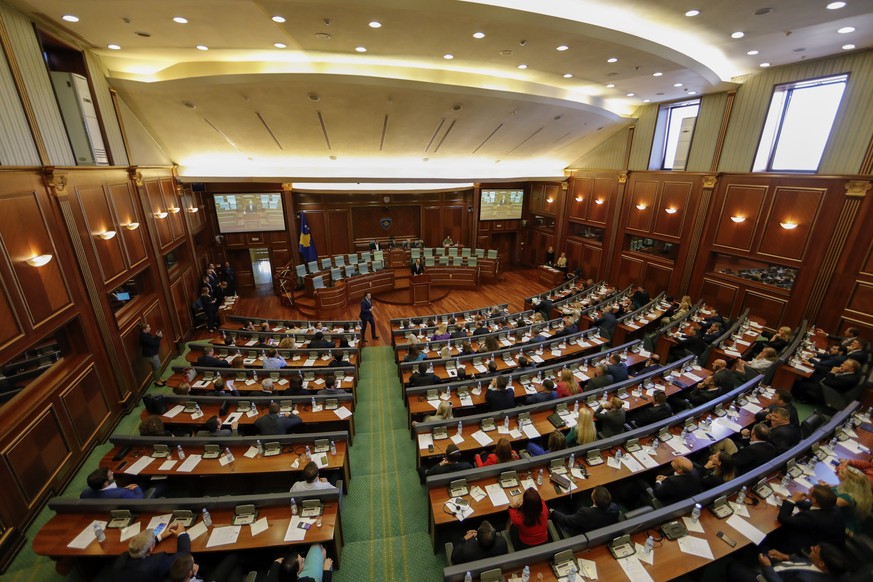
478;381;482;391
256;440;264;456
522;565;530;582
537;468;544;485
330;440;337;456
615;449;623;463
652;436;660;450
93;522;106;543
568;565;578;582
176;445;185;460
503;415;510;431
250;401;257;415
691;503;701;522
829;436;838;448
290;498;298;516
220;330;225;339
311;396;317;410
305;445;311;461
445;386;451;399
253;370;258;382
573;400;579;416
781;474;790;488
464;572;472;582
201;508;213;527
224;447;235;463
644;535;654;554
737;486;747;504
568;453;575;470
457;421;463;437
194;403;202;416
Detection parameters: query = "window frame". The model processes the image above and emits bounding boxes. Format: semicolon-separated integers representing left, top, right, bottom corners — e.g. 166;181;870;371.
649;98;701;171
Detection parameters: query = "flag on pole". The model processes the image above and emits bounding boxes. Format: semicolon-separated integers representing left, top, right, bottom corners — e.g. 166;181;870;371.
299;212;318;263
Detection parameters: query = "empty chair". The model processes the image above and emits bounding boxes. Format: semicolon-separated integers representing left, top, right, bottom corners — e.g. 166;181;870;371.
374;250;384;262
361;251;371;262
295;264;307;278
424;247;434;257
335;255;345;267
800;411;825;437
330;268;342;283
307;261;319;273
439;256;449;265
448;247;459;257
411;248;421;259
348;254;359;265
373;260;384;271
451;257;462;266
467;256;478;266
321;258;332;270
434;247;446;256
359;262;370;274
344;265;356;277
462;248;471;257
487;249;498;259
475;248;485;258
425;257;435;267
312;276;325;290
822;378;868;412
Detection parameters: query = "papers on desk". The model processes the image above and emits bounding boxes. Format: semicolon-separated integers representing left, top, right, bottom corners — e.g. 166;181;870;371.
522;424;541;439
445;499;475;522
485;483;510;506
665;439;691;455
469;486;487;502
312;377;325;386
530;355;545;364
550;349;563;357
634;543;655;565
119;522;141;542
320;354;331;361
159;459;177;471
573;371;590;382
620;455;645;473
418;433;434;450
245;407;259;418
730;502;751;518
472;430;494;446
682;516;705;533
451;434;465;445
206;525;241;548
224;411;243;425
426;399;441;411
521;477;538;491
292;355;302;361
250;516;269;537
192;380;211;389
837;439;867;455
500;339;513;347
473;363;489;373
639;349;651;358
678;535;714;559
334;406;352;420
684;373;703;383
163;404;185;418
632;450;660;469
714;417;743;433
187;521;208;541
67;520;108;549
313;453;328;469
177;454;202;473
726;514;767;544
304;358;317;366
618;556;654;581
147;514;172;531
607;456;622;470
458;394;474;407
741;402;763;414
245;378;257;386
125;456;154;476
284;517;315;542
577;558;598;580
794;364;814;374
523;384;538;395
509;428;523;439
723;349;743;358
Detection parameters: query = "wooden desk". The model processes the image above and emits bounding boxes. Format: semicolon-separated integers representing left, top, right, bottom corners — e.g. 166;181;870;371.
186;346;360;370
167;370;358;396
611;304;669;346
428;266;480;288
771;330;828;392
538;266;566;287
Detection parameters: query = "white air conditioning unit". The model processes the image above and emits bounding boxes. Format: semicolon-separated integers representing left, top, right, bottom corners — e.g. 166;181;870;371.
50;72;109;165
671;116;696;171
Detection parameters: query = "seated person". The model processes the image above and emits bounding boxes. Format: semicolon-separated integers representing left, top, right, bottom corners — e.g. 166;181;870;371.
670;327;708;359
697;308;725;333
735;347;778;378
805;344;848;375
328;352;348;367
475;437;519;467
262;349;287;369
591;306;617;339
525;378;556;404
431;325;451;341
701;322;724;345
745;325;793;360
734;422;778;475
844;338;869;367
112;524;189;581
767;406;801;453
168;552;240;582
553;315;578;338
587;363;614;390
550;486;619;537
526;430;566;457
508;488;549;549
172;382;192;396
594;396;626;437
606;353;629;382
729;542;848;582
637;353;661;374
631;285;650;310
284;376;309;396
450;520;508;565
138;416;172;437
316;375;345;395
652;457;701;505
307;331;334;349
196;346;230;368
697;451;736;490
81;467;143;499
253;402;302;435
211;376;239;396
258;378;277;396
195;415;238;437
408;362;440;387
403;345;426;362
755;390;799;427
484;375;515;412
766;485;846;555
630;390;672;427
422;444;473;479
291;461;335;492
797;358;862;405
682;359;737;407
260;545;333;582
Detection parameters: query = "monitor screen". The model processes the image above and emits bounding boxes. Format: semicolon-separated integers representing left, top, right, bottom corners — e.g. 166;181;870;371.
113;292;131;301
480;190;524;220
214;193;286;233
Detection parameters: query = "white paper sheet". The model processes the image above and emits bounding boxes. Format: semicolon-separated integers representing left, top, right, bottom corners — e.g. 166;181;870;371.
522;424;541;439
418;433;434;450
714;417;743;433
726;514;767;544
177;454;203;473
445;499;475;521
729;501;751;517
469;486;487;502
632;450;660;469
578;558;598;580
334;406;352;420
634;543;655;565
682;516;705;533
206;525;241;548
665;439;691;455
119;522;141;542
451;434;465;445
67;520;107;549
162;404;185;418
607;456;622;469
250;516;269;536
485;483;510;506
742;402;763;414
158;459;177;471
678;535;714;559
187;521;208;541
621;455;645;473
125;456;155;476
472;430;494;446
283;516;315;541
244;446;259;458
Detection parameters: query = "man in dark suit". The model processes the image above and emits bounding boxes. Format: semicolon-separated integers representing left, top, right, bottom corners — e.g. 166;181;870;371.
652;457;701;505
253;402;302;435
316;375;345;395
411;258;426;275
111;523;189;582
485;375;515;412
701;322;724;345
196;346;230;368
729;543;848;582
369;240;382;251
195;287;218;331
671;327;708;360
549;486;620;537
767;486;846;555
423;444;473;480
606;353;629;382
755;390;800;427
533;296;553;320
631;390;672;427
631;285;650;310
409;362;440;386
450;520;508;565
359;292;378;341
471;320;488;336
81;467;144;499
222;261;236;296
195;415;238;437
844;338;869;367
449;318;467;339
553;315;578;338
697;308;725;333
797;358;862;405
307;331;334;349
592;306;617;339
767;407;801;453
733;423;778;474
805;344;848;375
637;353;662;375
587;364;614;390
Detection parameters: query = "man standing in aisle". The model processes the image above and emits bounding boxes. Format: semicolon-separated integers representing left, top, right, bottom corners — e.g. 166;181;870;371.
360;292;379;343
139;323;165;387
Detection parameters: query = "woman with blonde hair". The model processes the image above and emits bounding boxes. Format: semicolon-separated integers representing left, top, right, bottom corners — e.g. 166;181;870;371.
278;336;295;349
565;408;597;446
432;324;450;341
830;463;873;533
422;400;453;424
556;368;580;398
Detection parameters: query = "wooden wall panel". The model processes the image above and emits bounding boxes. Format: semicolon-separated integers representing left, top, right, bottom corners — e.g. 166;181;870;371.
587;181;611;224
713;185;767;252
616;255;645;289
700;277;739;316
569;179;591;220
0;191;73;326
109;183;148;269
350;205;420;243
846;282;873;318
581;244;602;279
626;180;658;233
170;275;192;338
653;181;692;240
566;239;584;269
4;408;72;507
646;262;674;294
0;281;24;351
422;206;442;247
758;187;824;262
145;181;173;250
327;209;351;255
76;185;127;286
161;179;184;241
60;366;110;449
442;206;464;243
740;290;788;328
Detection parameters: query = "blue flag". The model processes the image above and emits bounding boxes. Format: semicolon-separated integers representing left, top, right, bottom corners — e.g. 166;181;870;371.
298;212;318;263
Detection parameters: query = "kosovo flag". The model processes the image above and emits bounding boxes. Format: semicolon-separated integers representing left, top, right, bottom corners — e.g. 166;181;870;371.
299;212;318;263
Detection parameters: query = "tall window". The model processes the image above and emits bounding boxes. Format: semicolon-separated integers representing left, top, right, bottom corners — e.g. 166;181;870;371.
753;74;848;173
649;99;700;170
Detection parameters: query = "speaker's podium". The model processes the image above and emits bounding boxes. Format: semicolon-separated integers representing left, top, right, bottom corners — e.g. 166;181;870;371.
409;274;431;306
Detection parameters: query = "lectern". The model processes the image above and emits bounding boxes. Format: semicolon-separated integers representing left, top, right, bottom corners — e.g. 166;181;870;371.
410;274;431;306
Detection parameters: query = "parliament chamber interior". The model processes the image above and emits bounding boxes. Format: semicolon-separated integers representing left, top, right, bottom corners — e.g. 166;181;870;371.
2;1;873;581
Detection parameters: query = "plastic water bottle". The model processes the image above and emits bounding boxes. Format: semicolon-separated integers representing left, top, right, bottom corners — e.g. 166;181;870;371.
290;498;298;516
573;400;579;416
330;440;337;456
615;449;623;463
522;565;530;582
568;565;578;582
568;453;575;470
445;386;451;399
256;440;264;456
253;370;258;382
644;535;654;554
737;486;748;504
311;396;317;410
305;445;311;461
250;401;257;415
781;474;790;488
194;403;202;416
201;508;213;527
224;447;235;463
176;445;186;460
457;421;463;437
652;436;660;450
691;503;701;522
829;436;838;448
504;415;510;431
537;468;544;485
464;572;472;582
93;522;106;543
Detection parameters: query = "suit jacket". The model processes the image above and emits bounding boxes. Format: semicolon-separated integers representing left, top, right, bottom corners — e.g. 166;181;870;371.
769;424;802;452
676;334;708;357
450;329;468;339
485;388;516;412
196;355;230;368
411;263;425;275
592;312;617;336
606;363;629;382
360;297;374;320
846;348;868;366
425;460;474;478
632;403;673;427
756;403;800;427
587;374;614;390
139;331;161;357
409;372;440;387
551;502;620;537
687;386;723;406
81;485;144;500
631;291;650;310
471;327;488;336
112;533;190;582
595;407;626;437
733;441;778;474
308;339;334;349
253;413;302;435
450;534;508;565
762;561;841;582
653;470;701;504
775;500;845;554
822;371;861;393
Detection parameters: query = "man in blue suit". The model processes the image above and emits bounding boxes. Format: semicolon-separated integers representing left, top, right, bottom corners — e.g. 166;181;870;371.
360;292;379;342
81;467;144;499
112;523;190;582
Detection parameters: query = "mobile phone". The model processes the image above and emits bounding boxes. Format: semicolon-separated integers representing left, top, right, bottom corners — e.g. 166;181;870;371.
509;488;521;496
716;531;736;547
428;444;435;453
153;522;168;538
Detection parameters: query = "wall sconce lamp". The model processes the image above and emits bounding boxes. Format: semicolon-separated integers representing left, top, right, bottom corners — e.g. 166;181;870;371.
636;203;648;210
575;196;583;202
124;222;140;230
187;207;200;213
780;221;798;230
594;199;604;205
98;230;117;240
154;211;168;219
26;254;53;267
168;207;181;214
730;216;746;223
664;207;678;214
546;197;554;204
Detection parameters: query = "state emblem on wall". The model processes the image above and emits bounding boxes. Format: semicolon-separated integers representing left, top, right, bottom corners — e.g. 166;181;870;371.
380;217;392;230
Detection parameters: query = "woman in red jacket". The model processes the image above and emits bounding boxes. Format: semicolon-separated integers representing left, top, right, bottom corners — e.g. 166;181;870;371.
475;438;519;467
508;488;549;549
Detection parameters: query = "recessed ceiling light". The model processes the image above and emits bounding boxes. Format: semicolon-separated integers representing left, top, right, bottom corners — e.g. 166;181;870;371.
643;99;651;103
563;73;573;78
517;64;527;69
674;82;683;87
747;50;759;55
173;17;188;24
653;72;663;77
606;83;615;88
842;44;856;50
685;10;700;17
626;93;635;97
760;62;771;67
607;57;618;63
443;54;454;60
274;43;287;49
272;16;286;23
837;26;855;34
556;45;569;51
369;21;382;28
689;91;697;95
315;33;332;40
107;44;121;50
473;32;485;39
62;14;79;22
731;31;745;39
196;45;208;51
827;2;846;9
355;46;367;52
